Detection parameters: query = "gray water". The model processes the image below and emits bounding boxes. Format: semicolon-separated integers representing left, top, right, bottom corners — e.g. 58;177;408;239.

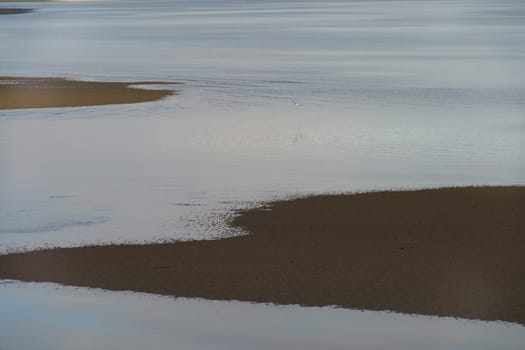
1;0;524;252
1;280;524;350
1;0;525;348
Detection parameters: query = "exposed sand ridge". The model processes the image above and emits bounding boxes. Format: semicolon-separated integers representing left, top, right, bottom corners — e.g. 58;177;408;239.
0;77;178;109
1;186;523;324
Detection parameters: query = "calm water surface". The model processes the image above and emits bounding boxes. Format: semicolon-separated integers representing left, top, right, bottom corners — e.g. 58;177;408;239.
0;0;523;251
1;281;524;350
1;0;524;348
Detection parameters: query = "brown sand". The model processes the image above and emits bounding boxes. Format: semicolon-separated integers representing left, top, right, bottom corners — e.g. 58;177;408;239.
0;77;176;109
0;186;524;323
0;8;33;14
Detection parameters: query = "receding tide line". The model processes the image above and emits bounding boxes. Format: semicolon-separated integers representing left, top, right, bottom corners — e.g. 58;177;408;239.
1;186;524;324
0;77;177;109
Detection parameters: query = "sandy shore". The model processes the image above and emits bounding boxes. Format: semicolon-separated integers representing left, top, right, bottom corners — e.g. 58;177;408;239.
0;186;523;323
0;77;176;109
0;8;33;14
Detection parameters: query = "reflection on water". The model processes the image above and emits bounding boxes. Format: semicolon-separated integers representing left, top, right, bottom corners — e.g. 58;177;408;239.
1;281;524;350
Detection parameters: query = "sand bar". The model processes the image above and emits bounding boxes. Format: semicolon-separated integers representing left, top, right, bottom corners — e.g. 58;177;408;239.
0;77;176;109
0;8;33;14
0;186;523;323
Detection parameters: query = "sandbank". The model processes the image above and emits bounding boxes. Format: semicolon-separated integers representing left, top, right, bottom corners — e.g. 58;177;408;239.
0;8;33;14
0;77;176;109
0;186;523;323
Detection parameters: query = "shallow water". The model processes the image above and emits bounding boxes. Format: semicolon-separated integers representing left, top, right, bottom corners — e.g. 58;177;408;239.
1;0;524;252
1;281;524;350
1;0;525;347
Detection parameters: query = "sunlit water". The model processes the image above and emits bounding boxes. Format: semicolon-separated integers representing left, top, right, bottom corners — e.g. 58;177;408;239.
1;0;525;347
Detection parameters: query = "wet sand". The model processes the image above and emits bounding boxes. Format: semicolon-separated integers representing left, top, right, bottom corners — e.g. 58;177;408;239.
0;77;176;109
0;186;524;323
0;8;33;15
